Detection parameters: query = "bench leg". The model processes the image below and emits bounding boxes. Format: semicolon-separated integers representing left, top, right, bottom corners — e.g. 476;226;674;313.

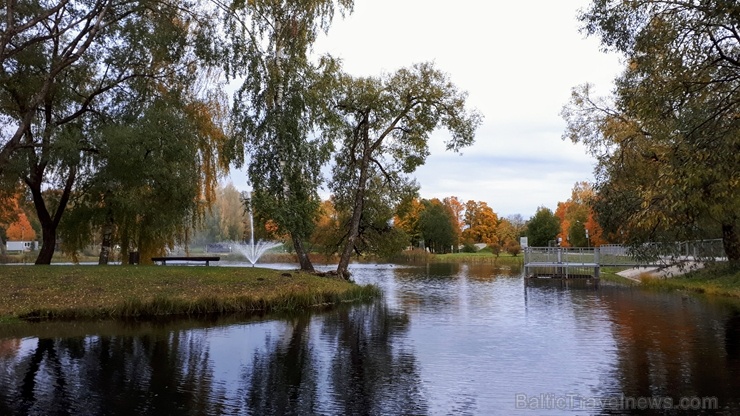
205;261;210;266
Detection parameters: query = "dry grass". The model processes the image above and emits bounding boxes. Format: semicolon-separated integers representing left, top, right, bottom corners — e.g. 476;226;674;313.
0;265;379;322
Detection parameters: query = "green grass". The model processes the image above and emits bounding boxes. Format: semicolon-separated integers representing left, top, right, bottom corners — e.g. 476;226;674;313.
395;250;524;266
640;264;740;297
434;252;523;263
0;265;380;322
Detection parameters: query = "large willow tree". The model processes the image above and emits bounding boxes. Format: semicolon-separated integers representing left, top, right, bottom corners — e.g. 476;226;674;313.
225;0;352;271
562;0;740;265
1;0;226;264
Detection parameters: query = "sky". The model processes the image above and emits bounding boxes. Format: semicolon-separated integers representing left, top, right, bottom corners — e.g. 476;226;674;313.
227;0;624;219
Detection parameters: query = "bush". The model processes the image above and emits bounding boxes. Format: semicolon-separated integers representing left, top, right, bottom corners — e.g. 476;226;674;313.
505;241;522;257
461;242;478;253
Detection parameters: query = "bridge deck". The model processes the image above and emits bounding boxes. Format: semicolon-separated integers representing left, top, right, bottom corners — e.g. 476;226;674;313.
524;261;600;279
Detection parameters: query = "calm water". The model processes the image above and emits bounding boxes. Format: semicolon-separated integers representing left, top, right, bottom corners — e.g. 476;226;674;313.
1;262;740;415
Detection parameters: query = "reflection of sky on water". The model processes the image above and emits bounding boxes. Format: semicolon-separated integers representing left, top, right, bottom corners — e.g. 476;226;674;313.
354;264;620;414
205;321;287;407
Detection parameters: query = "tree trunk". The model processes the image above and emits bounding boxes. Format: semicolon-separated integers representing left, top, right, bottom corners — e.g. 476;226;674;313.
35;225;57;265
98;211;114;265
292;234;314;272
337;150;370;279
27;166;77;265
722;223;740;268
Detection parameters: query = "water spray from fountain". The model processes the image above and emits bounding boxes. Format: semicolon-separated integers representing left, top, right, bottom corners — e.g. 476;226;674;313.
232;192;282;266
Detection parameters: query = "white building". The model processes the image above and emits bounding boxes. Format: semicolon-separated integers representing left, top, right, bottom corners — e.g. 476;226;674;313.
6;241;38;252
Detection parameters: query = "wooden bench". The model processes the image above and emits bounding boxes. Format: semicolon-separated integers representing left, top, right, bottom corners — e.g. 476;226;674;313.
151;256;220;266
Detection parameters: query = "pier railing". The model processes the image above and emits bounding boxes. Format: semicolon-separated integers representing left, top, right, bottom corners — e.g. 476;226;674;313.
523;239;727;278
523;247;601;278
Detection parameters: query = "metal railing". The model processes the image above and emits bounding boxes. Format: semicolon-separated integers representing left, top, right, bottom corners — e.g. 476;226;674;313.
524;239;727;271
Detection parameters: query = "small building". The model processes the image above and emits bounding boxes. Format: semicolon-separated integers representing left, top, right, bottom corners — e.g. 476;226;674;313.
6;241;38;252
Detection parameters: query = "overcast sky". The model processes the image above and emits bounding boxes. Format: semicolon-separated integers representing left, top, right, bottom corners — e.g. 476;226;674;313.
228;0;623;219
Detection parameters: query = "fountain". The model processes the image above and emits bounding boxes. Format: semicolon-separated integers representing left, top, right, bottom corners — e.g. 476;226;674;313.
232;193;282;266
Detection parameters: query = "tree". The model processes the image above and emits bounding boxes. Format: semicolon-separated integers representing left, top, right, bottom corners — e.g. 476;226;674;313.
506;214;527;238
497;218;521;256
309;198;342;259
332;173;414;262
329;62;482;277
462;200;499;247
526;207;561;247
0;0;110;175
418;199;456;253
553;182;605;247
226;0;353;272
394;197;424;249
1;0;223;264
442;196;465;249
564;0;740;264
0;188;37;255
58;90;228;264
217;183;247;242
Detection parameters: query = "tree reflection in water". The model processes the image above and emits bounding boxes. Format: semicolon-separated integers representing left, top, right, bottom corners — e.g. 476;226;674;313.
0;300;426;415
0;329;226;415
242;301;427;415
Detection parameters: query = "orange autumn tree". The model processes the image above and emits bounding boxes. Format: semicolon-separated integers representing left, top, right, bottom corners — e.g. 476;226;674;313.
556;182;606;247
442;196;466;246
462;200;499;248
1;190;37;255
6;213;35;241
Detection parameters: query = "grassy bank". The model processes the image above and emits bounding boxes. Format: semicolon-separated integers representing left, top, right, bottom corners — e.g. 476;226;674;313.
597;267;641;286
0;265;379;323
639;264;740;298
394;250;524;266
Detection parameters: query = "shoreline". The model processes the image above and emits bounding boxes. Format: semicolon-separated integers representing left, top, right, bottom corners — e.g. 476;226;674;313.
621;263;740;298
0;266;380;324
616;261;706;282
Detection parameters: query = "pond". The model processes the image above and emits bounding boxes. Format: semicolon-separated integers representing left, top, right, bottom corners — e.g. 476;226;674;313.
1;262;739;415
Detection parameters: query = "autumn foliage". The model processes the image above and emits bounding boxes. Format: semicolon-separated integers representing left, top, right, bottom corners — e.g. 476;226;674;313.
1;191;36;242
555;182;605;247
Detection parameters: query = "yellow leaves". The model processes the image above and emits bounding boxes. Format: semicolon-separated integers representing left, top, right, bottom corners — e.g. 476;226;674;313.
183;98;231;207
462;200;499;245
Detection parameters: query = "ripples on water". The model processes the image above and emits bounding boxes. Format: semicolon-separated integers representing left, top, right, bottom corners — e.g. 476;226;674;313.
1;262;739;415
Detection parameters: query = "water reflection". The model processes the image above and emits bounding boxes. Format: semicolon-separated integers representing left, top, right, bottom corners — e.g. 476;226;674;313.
0;263;739;415
0;300;423;415
241;305;426;415
599;289;740;414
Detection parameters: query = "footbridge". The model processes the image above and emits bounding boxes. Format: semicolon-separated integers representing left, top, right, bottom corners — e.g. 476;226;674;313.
523;242;725;279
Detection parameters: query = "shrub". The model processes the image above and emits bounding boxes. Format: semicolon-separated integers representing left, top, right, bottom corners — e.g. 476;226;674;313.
461;242;478;253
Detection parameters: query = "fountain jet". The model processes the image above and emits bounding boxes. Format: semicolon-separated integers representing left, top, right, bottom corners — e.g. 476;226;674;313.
232;192;282;266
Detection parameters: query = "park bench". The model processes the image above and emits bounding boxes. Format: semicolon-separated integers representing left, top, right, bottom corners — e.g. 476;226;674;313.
151;256;220;266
